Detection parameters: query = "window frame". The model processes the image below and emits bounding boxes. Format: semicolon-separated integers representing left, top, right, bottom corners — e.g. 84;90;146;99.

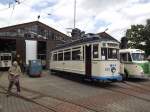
120;53;131;62
58;52;63;61
53;53;57;61
92;44;99;59
72;49;81;61
64;50;71;61
101;47;108;60
107;48;119;60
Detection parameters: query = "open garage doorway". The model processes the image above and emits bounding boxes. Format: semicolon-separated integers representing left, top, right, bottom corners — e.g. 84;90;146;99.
0;39;16;60
37;41;46;69
0;39;16;52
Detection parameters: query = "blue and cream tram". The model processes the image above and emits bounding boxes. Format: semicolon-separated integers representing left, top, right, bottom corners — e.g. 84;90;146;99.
50;33;122;81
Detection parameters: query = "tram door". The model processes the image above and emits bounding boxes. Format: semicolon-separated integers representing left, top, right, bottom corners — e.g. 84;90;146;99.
85;45;92;78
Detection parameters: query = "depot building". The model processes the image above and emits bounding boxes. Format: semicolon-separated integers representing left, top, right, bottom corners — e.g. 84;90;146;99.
0;21;70;69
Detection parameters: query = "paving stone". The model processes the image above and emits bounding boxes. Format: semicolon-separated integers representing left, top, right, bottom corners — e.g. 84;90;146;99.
0;88;53;112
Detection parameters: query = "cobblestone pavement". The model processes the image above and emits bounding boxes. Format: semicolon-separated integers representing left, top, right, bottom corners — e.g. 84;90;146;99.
0;71;150;112
0;88;54;112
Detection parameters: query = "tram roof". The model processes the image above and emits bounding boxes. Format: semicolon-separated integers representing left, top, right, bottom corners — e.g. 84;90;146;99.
119;49;145;53
53;33;119;50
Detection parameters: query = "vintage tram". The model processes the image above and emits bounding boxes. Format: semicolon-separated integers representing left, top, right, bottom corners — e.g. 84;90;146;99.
120;49;150;79
50;33;122;81
0;52;12;68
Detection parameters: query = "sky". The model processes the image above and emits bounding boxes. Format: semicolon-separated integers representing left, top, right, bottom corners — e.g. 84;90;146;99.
0;0;150;41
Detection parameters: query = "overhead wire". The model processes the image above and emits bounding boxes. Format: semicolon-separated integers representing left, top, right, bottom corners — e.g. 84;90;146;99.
8;0;28;25
0;0;12;12
0;0;36;25
10;3;15;20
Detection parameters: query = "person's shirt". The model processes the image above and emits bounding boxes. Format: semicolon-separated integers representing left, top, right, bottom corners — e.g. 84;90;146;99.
8;65;22;76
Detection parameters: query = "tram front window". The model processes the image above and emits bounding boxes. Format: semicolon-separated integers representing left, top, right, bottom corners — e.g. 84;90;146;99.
131;53;145;61
101;48;107;60
101;48;119;60
108;48;118;59
1;56;11;60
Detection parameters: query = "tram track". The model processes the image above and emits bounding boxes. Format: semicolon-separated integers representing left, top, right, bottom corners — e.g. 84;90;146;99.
0;76;150;112
0;72;101;112
121;81;150;92
126;80;150;88
106;84;150;102
0;85;100;112
104;81;150;102
20;86;103;112
2;80;150;110
21;82;150;108
0;85;59;112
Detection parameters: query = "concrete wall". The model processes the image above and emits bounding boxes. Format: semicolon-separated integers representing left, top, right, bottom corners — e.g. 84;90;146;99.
46;40;57;69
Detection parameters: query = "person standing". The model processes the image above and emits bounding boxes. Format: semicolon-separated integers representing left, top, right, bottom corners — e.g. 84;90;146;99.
7;61;22;96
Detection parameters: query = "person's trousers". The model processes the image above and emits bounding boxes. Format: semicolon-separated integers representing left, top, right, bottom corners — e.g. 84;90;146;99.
8;80;20;93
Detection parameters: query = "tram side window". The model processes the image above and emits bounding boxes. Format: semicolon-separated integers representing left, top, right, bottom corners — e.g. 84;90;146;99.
0;56;3;60
64;52;71;60
72;50;81;60
120;53;132;62
128;53;132;61
58;53;63;61
53;54;57;61
101;48;107;60
120;53;127;62
93;44;99;58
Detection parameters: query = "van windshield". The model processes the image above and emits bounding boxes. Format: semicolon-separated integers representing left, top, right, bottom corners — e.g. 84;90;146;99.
131;53;145;61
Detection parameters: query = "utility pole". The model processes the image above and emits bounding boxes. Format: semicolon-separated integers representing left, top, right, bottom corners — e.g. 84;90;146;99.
73;0;76;29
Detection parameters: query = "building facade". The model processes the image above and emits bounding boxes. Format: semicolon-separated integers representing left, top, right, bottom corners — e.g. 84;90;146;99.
0;21;70;68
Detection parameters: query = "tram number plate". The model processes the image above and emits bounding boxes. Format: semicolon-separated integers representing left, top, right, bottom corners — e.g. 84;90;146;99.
105;68;110;71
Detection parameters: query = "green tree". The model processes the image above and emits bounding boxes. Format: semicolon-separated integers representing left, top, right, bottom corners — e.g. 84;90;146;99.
125;21;150;56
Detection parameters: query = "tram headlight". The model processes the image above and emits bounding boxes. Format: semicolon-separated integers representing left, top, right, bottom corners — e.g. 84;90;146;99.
111;67;116;73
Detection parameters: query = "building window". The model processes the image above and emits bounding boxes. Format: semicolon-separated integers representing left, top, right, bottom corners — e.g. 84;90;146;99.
72;50;81;60
58;53;63;61
93;44;99;58
64;52;71;60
